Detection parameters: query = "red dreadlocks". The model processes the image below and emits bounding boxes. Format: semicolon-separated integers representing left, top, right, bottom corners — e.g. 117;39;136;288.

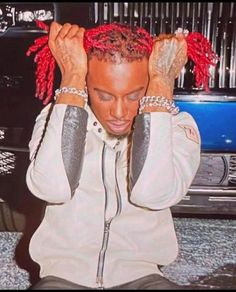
186;32;219;91
26;21;218;105
84;23;153;62
26;21;55;105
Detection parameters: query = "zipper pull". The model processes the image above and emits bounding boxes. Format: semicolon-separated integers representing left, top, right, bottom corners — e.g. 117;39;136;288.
96;276;104;289
104;221;111;232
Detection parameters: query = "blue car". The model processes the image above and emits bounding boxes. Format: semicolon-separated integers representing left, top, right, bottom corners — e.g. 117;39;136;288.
172;93;236;215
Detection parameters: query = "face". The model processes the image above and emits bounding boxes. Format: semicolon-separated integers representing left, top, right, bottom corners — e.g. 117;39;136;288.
86;57;149;137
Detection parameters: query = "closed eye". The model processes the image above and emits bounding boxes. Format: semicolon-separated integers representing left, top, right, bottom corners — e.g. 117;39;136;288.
127;93;139;101
98;93;113;101
127;91;143;101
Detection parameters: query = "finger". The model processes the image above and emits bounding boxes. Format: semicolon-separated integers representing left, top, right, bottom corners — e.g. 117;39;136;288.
66;25;79;39
152;37;164;50
155;33;175;42
153;37;176;55
175;32;186;41
173;45;188;78
166;38;179;66
57;23;72;39
177;38;187;56
76;27;86;46
49;21;62;42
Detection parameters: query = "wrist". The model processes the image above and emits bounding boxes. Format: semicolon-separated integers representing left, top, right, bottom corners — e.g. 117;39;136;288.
147;77;174;100
60;74;86;90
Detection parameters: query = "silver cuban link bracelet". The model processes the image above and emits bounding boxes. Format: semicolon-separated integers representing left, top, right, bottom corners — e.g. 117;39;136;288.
54;86;88;103
139;96;179;115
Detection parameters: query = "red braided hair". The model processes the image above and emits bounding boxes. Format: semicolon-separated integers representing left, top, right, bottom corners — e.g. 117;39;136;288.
84;23;153;62
26;21;55;105
26;21;218;105
186;32;218;91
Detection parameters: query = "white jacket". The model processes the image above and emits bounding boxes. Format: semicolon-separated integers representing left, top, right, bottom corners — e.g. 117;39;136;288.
26;103;200;288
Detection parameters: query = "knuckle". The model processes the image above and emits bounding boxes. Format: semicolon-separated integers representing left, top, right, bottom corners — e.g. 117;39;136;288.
56;34;63;40
71;24;79;30
63;22;71;27
79;27;85;33
50;21;57;28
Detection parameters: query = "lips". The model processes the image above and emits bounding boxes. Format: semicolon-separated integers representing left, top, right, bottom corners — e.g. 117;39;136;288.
107;121;130;133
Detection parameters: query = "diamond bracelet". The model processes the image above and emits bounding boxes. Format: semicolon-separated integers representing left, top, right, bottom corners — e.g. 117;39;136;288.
54;86;88;102
139;96;179;115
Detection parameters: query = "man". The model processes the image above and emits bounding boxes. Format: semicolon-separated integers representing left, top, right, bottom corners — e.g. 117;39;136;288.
26;21;200;289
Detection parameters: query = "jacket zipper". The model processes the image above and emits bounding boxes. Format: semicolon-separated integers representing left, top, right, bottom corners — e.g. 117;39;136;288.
115;151;122;216
96;144;122;289
96;219;111;289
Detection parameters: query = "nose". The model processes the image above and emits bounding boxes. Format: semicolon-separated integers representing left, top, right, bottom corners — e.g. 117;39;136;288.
111;99;128;120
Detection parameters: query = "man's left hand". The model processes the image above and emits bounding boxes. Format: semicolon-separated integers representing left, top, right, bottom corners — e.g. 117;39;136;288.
147;33;187;100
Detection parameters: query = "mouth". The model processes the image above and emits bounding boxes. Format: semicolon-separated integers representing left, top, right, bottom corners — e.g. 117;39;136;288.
106;121;131;134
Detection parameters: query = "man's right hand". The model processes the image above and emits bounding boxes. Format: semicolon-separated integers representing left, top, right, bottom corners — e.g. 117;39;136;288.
48;21;87;89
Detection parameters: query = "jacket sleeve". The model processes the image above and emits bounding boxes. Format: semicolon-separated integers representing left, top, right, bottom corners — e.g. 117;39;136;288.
129;111;201;210
26;103;88;204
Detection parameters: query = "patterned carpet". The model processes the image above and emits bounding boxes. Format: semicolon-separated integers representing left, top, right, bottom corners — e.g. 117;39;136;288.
162;217;236;289
0;217;236;289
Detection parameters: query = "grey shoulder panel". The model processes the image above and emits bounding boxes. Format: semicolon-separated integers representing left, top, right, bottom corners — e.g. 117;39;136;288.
129;113;151;191
61;105;88;197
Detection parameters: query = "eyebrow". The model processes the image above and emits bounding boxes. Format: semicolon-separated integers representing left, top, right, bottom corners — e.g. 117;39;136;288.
94;87;144;97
